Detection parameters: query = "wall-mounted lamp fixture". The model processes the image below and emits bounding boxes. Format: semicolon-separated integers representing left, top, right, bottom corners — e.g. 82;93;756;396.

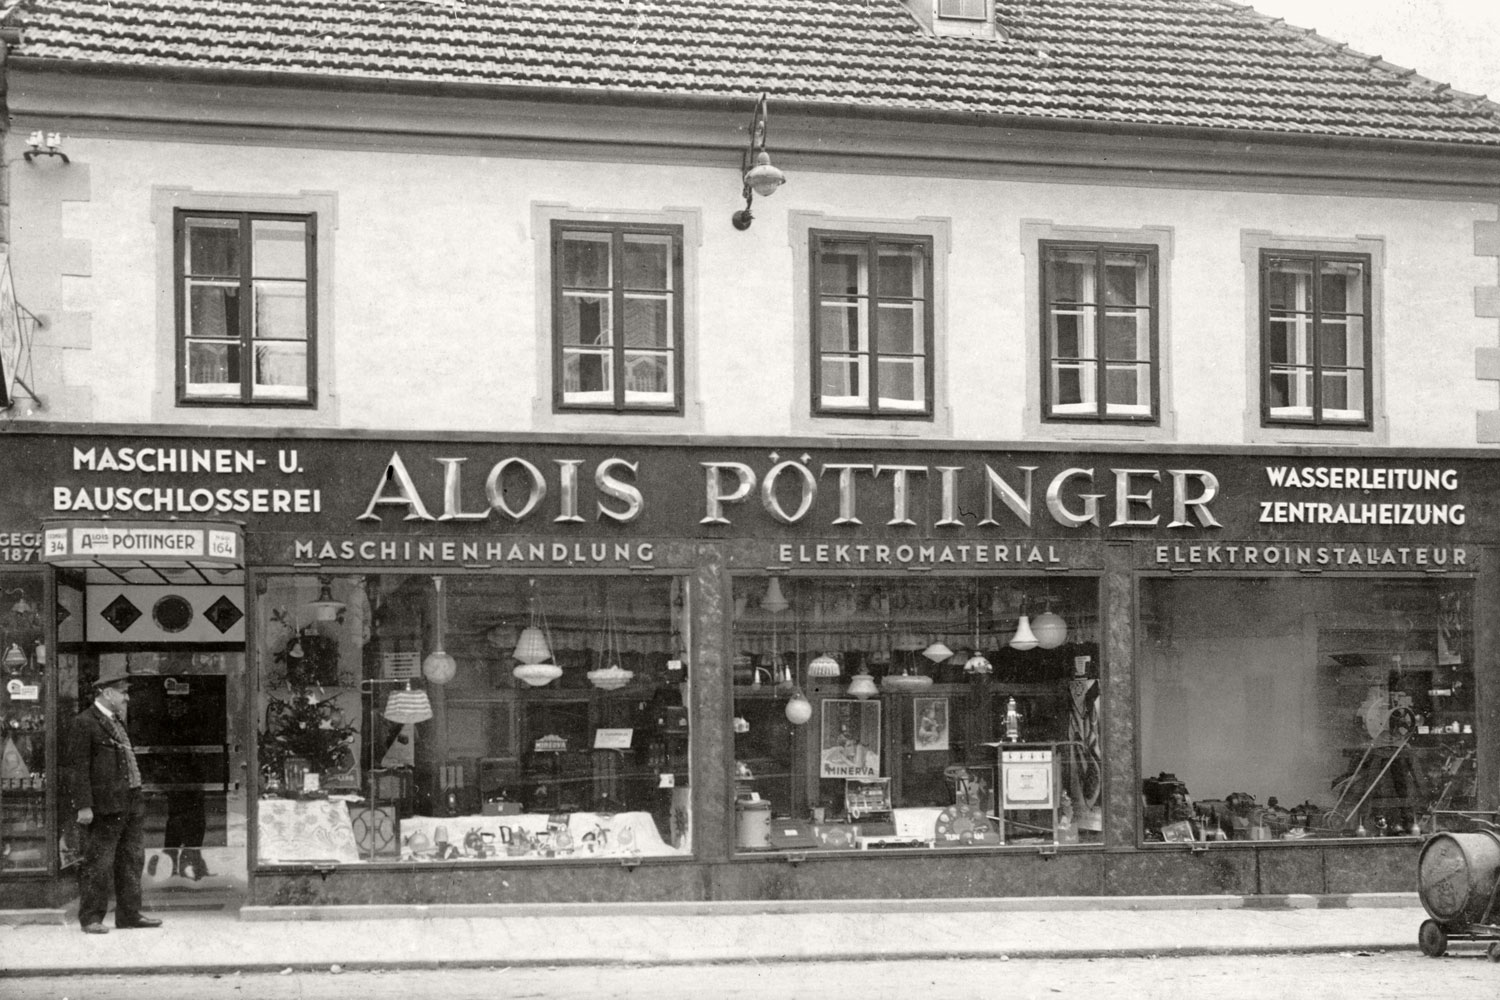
730;94;785;230
23;131;69;165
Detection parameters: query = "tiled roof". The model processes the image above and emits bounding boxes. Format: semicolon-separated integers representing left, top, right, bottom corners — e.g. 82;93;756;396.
9;0;1500;147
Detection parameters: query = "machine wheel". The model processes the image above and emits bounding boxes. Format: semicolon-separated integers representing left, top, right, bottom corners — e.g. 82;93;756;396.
1419;919;1449;957
1487;941;1500;963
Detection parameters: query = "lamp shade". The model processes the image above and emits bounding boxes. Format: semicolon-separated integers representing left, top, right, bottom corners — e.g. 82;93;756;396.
2;643;26;669
807;652;840;678
1032;610;1068;649
513;662;562;687
383;688;434;724
847;669;878;700
513;626;551;664
744;151;786;197
964;653;994;676
922;642;954;664
881;672;933;693
307;581;345;622
1009;615;1039;651
760;577;789;613
785;690;812;725
587;664;634;691
422;649;457;685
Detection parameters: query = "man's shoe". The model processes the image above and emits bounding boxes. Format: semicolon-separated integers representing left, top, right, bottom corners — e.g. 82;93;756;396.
116;915;163;929
82;923;109;934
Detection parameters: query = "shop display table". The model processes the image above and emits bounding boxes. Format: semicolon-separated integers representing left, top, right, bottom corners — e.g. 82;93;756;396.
399;811;681;861
256;797;362;864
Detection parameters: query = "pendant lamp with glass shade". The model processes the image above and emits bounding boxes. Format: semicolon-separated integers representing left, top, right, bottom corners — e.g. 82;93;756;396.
1009;598;1039;651
1031;599;1068;650
306;576;346;623
760;577;789;614
383;681;434;724
587;604;634;691
847;667;878;700
964;581;993;677
808;652;840;679
922;641;953;664
513;579;561;687
421;577;457;685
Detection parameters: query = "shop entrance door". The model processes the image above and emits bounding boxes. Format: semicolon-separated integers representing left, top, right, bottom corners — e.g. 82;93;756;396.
58;570;251;909
121;649;248;903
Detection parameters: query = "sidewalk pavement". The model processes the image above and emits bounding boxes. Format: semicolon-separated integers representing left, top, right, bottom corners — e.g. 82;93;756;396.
0;893;1441;976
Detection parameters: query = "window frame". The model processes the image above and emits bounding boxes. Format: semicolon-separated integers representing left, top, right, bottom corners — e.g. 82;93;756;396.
173;209;317;409
1038;239;1160;425
809;229;936;421
1258;248;1375;430
549;220;686;415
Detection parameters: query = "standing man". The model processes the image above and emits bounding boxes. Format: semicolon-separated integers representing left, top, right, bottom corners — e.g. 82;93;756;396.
67;661;163;934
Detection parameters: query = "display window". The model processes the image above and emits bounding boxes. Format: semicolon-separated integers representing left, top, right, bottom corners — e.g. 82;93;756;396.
254;573;690;865
1140;576;1477;843
730;574;1101;853
1;573;49;872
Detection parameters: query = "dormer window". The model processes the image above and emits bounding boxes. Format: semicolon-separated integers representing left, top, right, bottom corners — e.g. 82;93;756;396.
904;0;998;39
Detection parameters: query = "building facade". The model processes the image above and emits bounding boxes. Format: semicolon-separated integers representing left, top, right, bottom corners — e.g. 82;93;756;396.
1;0;1498;910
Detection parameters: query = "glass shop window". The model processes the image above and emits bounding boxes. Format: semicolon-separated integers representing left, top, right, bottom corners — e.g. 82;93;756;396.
255;573;690;865
2;573;49;873
730;575;1101;853
1140;577;1477;844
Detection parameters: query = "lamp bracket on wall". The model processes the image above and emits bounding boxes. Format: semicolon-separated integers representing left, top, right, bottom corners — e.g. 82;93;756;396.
730;94;786;231
22;131;69;164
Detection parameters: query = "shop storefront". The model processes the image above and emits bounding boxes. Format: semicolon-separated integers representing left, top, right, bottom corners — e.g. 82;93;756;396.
1;428;1494;908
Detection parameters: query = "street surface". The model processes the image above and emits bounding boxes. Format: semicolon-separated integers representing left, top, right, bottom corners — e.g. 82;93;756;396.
6;950;1499;1000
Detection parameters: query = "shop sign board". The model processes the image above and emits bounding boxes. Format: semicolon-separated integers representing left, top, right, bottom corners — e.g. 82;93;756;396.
0;433;1493;571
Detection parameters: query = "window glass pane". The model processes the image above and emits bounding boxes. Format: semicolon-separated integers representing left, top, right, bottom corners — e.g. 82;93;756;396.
623;351;671;396
1051;311;1085;359
562;349;611;395
252;342;309;398
1320;260;1364;314
188;284;239;341
876;304;918;354
251;220;307;280
254;282;307;341
819;357;862;404
186;219;240;276
1268;366;1312;414
254;575;692;866
819;303;863;352
1045;251;1094;303
818;244;867;296
1052;361;1090;407
622;234;671;290
1102;254;1146;306
1266;259;1313;312
876;246;921;299
1102;311;1147;361
560;232;612;288
1267;317;1309;366
1104;364;1142;407
560;296;611;346
1141;579;1476;843
186;342;240;394
1319;316;1364;369
623;296;669;347
877;356;921;406
731;576;1101;853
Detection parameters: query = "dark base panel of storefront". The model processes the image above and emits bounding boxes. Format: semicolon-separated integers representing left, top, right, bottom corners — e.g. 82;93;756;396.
1;873;78;909
248;843;1420;907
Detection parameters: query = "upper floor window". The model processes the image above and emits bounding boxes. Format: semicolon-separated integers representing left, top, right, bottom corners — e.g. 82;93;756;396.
1041;241;1158;423
176;211;315;407
811;230;934;419
552;221;683;413
1260;250;1371;428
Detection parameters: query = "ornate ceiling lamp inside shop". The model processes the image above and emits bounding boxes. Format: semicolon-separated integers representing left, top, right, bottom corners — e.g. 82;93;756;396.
512;579;562;687
1009;600;1040;651
587;603;634;691
847;667;878;700
305;577;346;623
730;93;786;231
808;652;841;679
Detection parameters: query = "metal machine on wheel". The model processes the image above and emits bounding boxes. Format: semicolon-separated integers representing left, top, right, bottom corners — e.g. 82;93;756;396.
1416;814;1500;962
